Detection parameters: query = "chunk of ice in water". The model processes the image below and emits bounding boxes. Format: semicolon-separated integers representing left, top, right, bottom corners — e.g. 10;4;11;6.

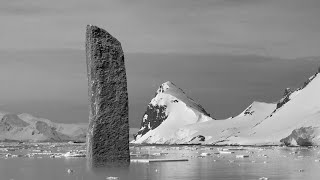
67;169;73;174
106;177;119;180
236;155;249;158
259;177;268;180
200;152;210;156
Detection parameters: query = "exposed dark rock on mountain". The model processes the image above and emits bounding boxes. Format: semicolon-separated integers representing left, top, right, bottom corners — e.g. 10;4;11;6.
276;88;293;110
190;135;205;142
86;25;130;166
283;88;293;97
133;105;168;140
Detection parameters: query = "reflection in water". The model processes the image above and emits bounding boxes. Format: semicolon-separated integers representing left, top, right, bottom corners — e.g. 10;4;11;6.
86;158;130;169
87;162;130;180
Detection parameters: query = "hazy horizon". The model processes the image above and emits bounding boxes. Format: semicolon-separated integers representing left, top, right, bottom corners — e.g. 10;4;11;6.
0;49;320;127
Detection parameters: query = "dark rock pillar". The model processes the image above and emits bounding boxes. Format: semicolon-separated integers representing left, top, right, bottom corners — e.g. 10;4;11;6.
85;25;130;167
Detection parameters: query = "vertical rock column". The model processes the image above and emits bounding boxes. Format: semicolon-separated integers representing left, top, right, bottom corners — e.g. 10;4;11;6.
86;25;130;167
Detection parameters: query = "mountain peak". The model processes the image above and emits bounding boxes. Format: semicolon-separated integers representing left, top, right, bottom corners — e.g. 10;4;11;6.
237;101;275;117
156;81;179;95
133;82;214;143
162;81;174;86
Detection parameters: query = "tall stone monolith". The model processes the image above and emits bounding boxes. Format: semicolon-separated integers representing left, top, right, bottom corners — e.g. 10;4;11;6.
85;25;130;167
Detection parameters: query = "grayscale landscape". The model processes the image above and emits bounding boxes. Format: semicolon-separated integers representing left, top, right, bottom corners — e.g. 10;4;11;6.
1;0;320;179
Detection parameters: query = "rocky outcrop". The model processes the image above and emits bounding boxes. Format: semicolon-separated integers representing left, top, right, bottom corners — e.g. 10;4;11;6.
190;135;205;142
276;88;293;110
86;25;130;166
133;105;168;140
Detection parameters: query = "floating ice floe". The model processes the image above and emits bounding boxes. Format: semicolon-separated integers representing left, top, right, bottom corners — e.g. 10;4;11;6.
222;147;245;151
5;154;12;158
259;177;268;180
236;155;249;158
219;151;234;154
152;152;167;156
200;152;210;156
63;151;86;158
130;158;188;163
67;169;74;174
106;177;119;180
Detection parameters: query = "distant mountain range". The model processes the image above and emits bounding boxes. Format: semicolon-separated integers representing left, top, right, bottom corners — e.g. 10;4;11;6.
0;111;139;142
2;67;319;145
132;68;320;146
0;112;87;142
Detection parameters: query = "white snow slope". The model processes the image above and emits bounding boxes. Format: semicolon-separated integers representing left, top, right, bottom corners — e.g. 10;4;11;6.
132;81;214;144
235;71;320;145
133;70;320;146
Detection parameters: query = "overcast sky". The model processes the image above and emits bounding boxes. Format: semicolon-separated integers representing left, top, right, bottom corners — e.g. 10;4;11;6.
0;0;320;127
1;0;320;58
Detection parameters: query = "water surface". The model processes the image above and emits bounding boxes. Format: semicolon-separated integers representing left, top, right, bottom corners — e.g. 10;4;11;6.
1;143;320;180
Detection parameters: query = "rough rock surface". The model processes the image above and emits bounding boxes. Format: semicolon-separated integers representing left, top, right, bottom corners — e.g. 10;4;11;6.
86;25;130;166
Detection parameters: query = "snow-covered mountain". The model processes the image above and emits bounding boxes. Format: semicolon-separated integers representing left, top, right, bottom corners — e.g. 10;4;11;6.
133;68;320;146
237;70;320;146
0;112;87;142
132;81;214;144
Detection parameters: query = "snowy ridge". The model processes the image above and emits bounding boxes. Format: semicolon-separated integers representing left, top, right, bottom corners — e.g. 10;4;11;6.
239;71;320;145
236;101;275;118
161;101;276;145
133;68;320;146
132;81;214;143
152;81;211;116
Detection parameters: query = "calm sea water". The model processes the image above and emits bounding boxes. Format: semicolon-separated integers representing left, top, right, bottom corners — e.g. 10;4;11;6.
1;143;320;180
